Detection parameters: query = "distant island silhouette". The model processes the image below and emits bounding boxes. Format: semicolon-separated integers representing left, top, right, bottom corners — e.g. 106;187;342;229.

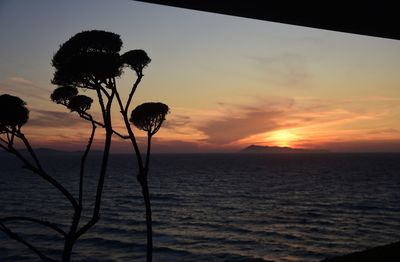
0;148;104;156
0;146;333;155
240;145;330;154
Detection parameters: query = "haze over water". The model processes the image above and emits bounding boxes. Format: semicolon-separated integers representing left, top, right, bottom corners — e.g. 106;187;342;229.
1;153;399;261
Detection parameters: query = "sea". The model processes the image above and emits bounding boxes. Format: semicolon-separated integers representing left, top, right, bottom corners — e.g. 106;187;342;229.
0;153;399;261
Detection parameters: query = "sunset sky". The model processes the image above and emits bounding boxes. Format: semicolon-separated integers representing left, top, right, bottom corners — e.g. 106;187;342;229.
1;0;400;153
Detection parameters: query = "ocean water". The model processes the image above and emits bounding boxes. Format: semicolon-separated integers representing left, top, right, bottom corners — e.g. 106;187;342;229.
0;153;399;261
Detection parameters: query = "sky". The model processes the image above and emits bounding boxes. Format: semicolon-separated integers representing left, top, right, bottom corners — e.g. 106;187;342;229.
1;0;400;153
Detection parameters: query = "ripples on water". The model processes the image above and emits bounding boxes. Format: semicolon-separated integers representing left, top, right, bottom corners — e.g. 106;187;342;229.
0;153;399;261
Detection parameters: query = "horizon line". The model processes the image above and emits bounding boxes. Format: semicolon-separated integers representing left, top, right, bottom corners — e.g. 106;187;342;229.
2;147;400;155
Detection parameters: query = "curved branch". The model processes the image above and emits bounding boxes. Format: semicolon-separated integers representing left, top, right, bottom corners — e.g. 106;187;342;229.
0;217;66;237
100;86;111;99
52;101;128;139
0;136;9;144
6;145;78;210
15;132;43;170
96;87;107;123
76;86;115;239
80;113;129;139
113;77;144;171
0;222;57;262
88;76;110;99
79;114;96;207
0;141;11;152
145;133;152;172
124;74;143;113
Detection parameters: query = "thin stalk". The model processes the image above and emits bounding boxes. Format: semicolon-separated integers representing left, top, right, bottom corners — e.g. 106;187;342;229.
7;144;78;210
138;173;153;262
79;115;96;207
145;133;152;171
0;222;56;262
0;142;10;152
61;114;97;262
80;113;128;139
0;217;66;237
75;88;114;238
124;74;143;113
62;209;81;262
140;133;153;262
114;83;144;170
114;74;155;261
17;132;43;170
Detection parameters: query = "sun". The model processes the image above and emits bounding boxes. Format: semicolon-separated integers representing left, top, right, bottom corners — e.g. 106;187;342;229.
267;130;299;147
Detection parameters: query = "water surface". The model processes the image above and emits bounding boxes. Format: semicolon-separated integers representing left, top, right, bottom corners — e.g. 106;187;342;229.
1;153;399;261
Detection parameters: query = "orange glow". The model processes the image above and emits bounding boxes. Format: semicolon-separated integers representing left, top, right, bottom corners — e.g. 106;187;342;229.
267;130;299;147
1;1;399;153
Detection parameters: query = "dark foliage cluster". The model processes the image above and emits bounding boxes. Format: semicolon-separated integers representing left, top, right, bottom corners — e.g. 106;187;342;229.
52;30;123;87
50;85;78;105
130;102;169;136
122;49;151;76
52;30;151;89
0;94;29;132
51;86;92;114
68;95;93;113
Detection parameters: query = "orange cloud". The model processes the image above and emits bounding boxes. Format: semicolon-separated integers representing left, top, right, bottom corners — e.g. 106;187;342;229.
0;76;51;104
4;75;399;153
173;96;400;151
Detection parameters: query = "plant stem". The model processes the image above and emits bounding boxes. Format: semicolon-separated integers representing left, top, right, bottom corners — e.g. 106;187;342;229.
138;171;153;262
79;116;96;207
138;134;153;261
75;88;114;238
0;222;56;262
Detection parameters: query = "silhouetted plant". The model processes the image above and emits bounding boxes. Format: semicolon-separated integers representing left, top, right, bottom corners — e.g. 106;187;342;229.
0;30;169;261
129;102;169;261
52;30;122;88
115;48;170;262
130;102;169;137
122;49;151;76
67;95;93;113
0;94;29;132
0;94;76;261
50;85;78;105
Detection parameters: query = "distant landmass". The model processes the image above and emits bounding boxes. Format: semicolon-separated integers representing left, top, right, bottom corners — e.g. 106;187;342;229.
240;145;330;154
0;148;103;156
30;148;68;154
31;148;104;155
0;146;332;156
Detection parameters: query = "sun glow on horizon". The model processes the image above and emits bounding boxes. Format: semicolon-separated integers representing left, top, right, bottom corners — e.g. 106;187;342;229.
0;1;400;153
266;129;300;147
